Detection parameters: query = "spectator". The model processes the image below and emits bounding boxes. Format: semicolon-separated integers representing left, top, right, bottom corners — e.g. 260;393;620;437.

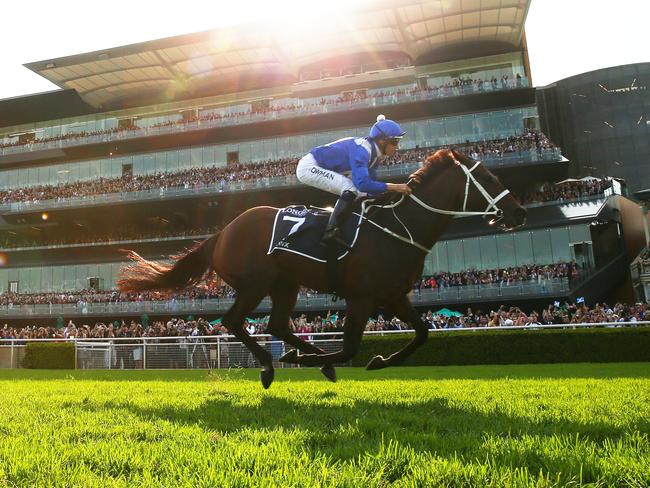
0;298;647;340
0;73;529;153
0;131;560;207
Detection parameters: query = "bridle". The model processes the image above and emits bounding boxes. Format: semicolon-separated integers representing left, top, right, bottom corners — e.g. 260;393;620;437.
409;156;510;220
356;156;512;253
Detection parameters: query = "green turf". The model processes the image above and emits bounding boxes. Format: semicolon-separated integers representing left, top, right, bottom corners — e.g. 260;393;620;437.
0;364;649;487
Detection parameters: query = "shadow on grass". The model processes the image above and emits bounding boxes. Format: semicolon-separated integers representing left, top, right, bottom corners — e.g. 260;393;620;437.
3;361;649;382
69;383;650;484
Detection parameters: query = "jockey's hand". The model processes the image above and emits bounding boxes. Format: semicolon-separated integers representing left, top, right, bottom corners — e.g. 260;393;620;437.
386;183;412;195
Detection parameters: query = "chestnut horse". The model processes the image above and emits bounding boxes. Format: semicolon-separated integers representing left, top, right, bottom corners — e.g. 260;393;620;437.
118;149;526;388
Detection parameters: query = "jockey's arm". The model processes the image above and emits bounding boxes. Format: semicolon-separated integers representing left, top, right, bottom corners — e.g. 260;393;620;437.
350;145;411;196
370;165;411;195
385;182;412;195
350;147;388;195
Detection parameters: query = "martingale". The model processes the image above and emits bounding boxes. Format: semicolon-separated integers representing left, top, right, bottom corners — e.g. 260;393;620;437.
267;205;363;262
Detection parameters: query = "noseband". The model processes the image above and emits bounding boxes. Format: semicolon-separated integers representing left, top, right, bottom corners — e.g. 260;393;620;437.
357;156;511;253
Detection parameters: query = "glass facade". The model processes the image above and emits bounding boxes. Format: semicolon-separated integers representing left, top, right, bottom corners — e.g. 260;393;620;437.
0;262;125;294
1;107;539;190
422;224;591;275
537;63;650;192
1;224;590;293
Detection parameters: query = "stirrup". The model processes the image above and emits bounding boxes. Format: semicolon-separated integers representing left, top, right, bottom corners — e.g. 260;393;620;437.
321;226;340;243
321;228;351;250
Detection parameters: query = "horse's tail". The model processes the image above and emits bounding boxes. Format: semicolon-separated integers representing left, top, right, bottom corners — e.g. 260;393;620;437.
117;232;221;292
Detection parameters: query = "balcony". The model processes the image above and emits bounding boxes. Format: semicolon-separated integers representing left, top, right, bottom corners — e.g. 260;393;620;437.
0;278;569;319
0;78;530;157
0;148;562;215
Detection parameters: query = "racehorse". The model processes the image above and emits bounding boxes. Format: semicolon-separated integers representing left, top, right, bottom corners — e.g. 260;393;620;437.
118;149;527;388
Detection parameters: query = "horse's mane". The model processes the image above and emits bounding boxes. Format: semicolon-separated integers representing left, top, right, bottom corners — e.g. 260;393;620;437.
409;149;456;185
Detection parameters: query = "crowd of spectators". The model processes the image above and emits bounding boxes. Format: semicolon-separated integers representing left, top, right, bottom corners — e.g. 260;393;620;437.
518;178;611;205
2;300;647;341
379;130;556;168
0;281;237;307
1;169;611;250
0;131;559;206
0;262;576;309
0;74;525;151
414;262;577;290
0;124;138;151
0;157;298;205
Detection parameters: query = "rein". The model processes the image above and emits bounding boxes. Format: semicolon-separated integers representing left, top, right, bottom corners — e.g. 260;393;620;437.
356;159;510;254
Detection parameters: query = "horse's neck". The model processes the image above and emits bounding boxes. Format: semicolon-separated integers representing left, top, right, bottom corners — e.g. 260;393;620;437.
394;196;455;250
393;166;465;248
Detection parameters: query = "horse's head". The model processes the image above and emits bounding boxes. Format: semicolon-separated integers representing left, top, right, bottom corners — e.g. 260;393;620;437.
409;149;527;231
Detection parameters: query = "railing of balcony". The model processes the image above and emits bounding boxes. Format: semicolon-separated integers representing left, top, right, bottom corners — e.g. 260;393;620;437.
0;78;530;157
0;233;215;252
1;193;606;253
0;278;569;318
0;148;562;214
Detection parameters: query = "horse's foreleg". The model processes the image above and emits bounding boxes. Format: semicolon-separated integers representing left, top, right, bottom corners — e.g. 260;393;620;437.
266;283;336;382
223;290;275;388
366;295;428;370
281;297;372;367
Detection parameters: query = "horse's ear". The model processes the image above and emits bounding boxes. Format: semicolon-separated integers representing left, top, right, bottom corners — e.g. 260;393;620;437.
447;147;462;166
450;148;473;165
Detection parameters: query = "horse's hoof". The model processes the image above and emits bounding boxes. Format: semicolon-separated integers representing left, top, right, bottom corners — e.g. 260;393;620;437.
260;367;274;389
320;365;336;382
279;349;299;364
366;355;387;371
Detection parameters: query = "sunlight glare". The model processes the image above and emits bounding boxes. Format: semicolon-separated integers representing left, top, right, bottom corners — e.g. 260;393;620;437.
209;0;373;46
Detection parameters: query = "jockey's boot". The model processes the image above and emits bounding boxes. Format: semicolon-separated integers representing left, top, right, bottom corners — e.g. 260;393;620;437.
321;190;356;247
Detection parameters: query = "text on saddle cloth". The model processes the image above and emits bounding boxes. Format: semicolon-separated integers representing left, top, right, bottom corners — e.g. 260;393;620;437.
267;205;363;263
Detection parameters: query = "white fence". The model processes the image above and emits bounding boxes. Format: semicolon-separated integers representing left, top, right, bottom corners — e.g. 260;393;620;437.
74;337;345;370
1;322;647;370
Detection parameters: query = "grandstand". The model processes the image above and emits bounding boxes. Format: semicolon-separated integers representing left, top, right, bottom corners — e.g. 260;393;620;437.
0;0;646;329
537;62;650;192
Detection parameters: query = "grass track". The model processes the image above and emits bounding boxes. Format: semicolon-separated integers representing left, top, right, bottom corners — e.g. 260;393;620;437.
0;363;649;487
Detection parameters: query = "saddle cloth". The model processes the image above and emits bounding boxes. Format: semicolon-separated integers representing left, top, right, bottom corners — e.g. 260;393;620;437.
267;205;363;262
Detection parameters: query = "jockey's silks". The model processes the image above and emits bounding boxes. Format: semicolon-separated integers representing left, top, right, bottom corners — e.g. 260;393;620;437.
309;137;387;195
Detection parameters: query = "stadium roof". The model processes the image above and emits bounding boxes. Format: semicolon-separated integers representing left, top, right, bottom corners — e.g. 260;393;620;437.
24;0;531;109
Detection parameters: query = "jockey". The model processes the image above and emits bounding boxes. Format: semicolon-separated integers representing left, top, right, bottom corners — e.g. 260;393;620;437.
296;115;412;245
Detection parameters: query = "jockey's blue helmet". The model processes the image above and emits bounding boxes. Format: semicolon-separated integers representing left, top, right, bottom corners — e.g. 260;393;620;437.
369;114;405;140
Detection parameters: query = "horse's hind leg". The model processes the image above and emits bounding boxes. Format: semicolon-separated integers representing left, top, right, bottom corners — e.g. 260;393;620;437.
266;282;336;382
366;294;428;370
281;297;373;367
222;289;275;388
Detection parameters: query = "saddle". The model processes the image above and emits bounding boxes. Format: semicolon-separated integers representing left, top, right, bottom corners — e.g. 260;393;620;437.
267;205;363;263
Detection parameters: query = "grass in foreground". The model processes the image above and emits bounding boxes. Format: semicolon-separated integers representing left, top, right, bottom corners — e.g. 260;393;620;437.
0;363;649;487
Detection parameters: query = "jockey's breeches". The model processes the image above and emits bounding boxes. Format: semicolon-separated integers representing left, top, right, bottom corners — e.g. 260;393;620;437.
296;154;362;197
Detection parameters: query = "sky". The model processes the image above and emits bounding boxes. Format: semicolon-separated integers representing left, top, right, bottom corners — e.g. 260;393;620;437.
0;0;647;101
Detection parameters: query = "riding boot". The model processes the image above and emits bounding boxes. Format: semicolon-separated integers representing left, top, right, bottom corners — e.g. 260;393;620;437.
321;190;357;246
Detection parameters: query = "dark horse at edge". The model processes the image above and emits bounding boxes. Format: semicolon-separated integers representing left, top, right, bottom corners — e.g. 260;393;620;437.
118;149;527;388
